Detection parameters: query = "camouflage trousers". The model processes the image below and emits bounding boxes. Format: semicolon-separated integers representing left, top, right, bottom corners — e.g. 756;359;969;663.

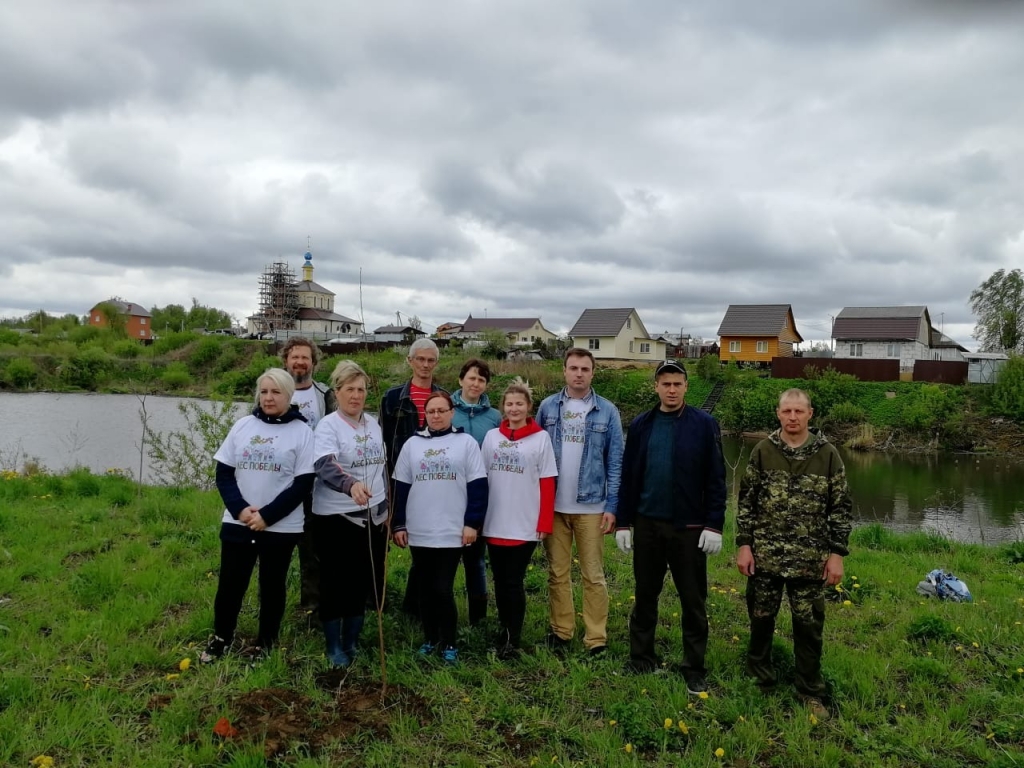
745;574;826;697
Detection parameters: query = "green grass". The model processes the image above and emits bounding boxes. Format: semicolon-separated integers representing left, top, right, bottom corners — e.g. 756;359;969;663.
2;473;1023;766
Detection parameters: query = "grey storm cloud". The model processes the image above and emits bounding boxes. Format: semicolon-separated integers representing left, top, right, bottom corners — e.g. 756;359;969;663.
0;0;1021;345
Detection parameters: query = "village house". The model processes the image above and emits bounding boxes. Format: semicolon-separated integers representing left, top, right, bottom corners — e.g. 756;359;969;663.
88;299;153;341
567;308;667;362
717;304;803;365
831;306;967;371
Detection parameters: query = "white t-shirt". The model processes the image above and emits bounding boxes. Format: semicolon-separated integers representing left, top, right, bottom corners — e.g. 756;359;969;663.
291;385;323;430
555;397;604;514
312;411;388;524
481;428;558;541
394;431;487;548
214;415;316;533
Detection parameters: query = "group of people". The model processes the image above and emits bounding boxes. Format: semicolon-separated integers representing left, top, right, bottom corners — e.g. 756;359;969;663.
201;336;852;718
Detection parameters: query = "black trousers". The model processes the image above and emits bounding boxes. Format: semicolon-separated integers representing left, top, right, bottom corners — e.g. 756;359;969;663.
213;532;298;647
487;541;537;647
629;517;708;676
409;546;463;648
312;507;387;622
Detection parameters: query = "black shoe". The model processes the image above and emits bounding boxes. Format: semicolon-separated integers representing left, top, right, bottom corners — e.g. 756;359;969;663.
588;645;608;658
544;633;571;653
625;659;660;675
685;674;708;695
199;635;228;664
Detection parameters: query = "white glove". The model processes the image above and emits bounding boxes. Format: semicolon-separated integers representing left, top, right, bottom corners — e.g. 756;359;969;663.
698;530;722;555
615;529;632;553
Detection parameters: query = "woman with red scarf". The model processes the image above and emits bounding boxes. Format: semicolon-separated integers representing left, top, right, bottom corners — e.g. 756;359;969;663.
480;378;558;658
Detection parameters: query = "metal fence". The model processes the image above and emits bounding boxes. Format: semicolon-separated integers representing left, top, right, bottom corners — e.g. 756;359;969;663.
770;357;900;381
912;360;968;384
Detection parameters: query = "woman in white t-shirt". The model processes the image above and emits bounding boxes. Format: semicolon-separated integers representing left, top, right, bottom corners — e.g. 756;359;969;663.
201;368;316;664
311;360;389;668
392;391;488;665
480;378;558;658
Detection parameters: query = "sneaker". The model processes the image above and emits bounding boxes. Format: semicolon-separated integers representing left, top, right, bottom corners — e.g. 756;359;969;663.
801;695;830;722
199;636;227;664
588;645;608;658
441;647;459;665
685;674;708;695
417;642;436;656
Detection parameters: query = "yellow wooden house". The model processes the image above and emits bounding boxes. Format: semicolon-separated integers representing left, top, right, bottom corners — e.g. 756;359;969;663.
717;304;803;365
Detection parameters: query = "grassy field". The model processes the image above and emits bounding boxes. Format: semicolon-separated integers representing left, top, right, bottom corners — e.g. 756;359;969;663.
2;471;1023;767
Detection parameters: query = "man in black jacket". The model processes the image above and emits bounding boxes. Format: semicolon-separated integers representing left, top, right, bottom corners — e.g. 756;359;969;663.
615;360;726;693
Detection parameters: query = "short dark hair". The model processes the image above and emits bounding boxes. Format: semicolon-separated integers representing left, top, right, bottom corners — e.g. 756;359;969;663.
280;336;321;367
655;360;688;381
459;358;491;382
563;347;595;367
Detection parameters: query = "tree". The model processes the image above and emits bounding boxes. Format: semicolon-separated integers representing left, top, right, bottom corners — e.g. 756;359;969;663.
970;268;1024;354
408;315;423;331
479;327;510;357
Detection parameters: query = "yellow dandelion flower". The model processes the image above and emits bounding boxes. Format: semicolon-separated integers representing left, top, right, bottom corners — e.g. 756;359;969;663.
1016;668;1023;675
527;565;534;571
678;721;689;734
672;612;679;618
809;713;818;726
687;703;695;710
698;691;709;700
986;732;995;740
731;635;739;642
729;588;737;593
165;673;179;681
852;584;861;589
972;642;979;648
31;757;55;768
179;658;191;671
609;719;617;726
956;645;963;651
624;744;633;754
462;697;470;703
715;747;725;758
843;600;852;606
738;716;746;722
664;718;674;729
852;575;858;580
834;585;843;592
898;703;906;710
629;595;636;601
641;688;648;695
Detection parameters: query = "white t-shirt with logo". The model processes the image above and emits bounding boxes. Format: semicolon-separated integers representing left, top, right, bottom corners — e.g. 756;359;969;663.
481;428;558;541
555;397;604;514
394;431;487;548
312;412;388;523
214;416;316;533
291;385;323;430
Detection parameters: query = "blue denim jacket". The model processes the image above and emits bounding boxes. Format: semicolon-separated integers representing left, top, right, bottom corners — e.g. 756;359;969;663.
536;388;624;515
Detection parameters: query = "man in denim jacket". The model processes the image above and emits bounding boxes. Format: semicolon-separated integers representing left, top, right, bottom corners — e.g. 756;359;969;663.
536;347;624;655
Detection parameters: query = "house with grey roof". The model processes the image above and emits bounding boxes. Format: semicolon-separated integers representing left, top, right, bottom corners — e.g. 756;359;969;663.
88;299;153;341
567;308;667;362
832;306;966;371
717;304;803;365
455;316;557;347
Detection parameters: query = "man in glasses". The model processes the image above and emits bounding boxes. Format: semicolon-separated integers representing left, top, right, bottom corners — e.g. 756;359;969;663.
380;338;446;617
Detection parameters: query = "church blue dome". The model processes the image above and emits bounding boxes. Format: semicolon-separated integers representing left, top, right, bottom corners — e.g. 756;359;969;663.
304;251;313;263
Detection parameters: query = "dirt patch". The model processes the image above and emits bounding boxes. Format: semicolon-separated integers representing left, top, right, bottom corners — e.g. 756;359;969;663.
61;549;96;567
227;681;431;759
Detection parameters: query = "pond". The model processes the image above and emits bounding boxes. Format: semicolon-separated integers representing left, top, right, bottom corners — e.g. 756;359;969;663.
2;394;1021;543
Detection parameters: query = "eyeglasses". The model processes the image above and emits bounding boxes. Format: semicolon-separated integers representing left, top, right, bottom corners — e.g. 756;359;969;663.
425;408;452;416
412;356;438;365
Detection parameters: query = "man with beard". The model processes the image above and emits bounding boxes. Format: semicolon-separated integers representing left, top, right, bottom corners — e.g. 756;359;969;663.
280;337;336;620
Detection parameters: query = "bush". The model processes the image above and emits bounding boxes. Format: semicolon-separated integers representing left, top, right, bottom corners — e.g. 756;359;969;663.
161;362;192;390
68;325;102;345
988;355;1024;422
824;400;866;426
146;399;241;489
695;354;722;382
112;339;141;358
5;357;38;388
188;336;223;371
60;347;111;389
0;329;23;347
151;331;199;355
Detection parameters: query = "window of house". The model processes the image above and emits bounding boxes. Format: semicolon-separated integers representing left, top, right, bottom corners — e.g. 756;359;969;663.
140;329;147;337
140;317;147;325
640;342;651;354
729;340;741;353
852;343;863;357
588;338;600;350
887;343;900;357
756;340;768;353
626;317;631;330
629;341;634;353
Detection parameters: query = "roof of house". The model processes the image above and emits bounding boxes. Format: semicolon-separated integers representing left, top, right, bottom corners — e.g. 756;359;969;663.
716;304;800;339
568;308;639;337
297;308;358;323
374;325;426;335
92;299;152;318
461;316;541;333
296;280;335;296
930;328;969;352
832;306;928;341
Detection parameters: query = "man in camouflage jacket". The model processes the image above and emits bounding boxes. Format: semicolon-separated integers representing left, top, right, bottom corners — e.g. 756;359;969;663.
736;388;852;716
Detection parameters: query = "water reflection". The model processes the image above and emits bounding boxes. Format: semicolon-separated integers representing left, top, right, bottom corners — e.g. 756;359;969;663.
722;435;1024;544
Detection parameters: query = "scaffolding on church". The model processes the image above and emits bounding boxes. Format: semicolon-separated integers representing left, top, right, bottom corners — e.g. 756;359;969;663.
255;262;300;333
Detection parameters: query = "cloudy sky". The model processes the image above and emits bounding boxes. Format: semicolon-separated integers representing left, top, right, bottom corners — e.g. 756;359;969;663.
2;0;1022;346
